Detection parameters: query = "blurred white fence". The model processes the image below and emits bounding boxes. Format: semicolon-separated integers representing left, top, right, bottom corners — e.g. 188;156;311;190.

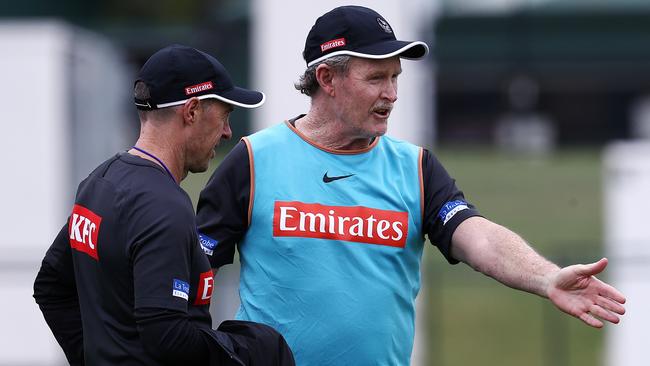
604;141;650;366
0;21;129;365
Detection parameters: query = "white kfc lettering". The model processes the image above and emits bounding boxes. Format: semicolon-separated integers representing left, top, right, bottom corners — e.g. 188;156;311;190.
70;214;83;242
83;219;96;249
70;214;96;248
69;204;102;260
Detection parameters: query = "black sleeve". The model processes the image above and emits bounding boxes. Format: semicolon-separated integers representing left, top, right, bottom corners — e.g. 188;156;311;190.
128;195;198;312
422;149;482;264
33;222;84;366
128;193;216;363
196;141;250;268
135;308;212;364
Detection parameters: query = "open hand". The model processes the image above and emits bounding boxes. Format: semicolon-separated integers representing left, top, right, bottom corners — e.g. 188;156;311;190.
547;258;626;328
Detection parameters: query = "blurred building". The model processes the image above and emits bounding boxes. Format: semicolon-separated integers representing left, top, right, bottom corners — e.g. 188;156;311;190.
4;0;650;147
434;0;650;146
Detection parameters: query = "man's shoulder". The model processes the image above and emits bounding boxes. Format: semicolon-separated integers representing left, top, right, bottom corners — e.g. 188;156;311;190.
380;134;421;149
244;121;294;151
89;153;192;212
246;121;290;138
377;135;422;159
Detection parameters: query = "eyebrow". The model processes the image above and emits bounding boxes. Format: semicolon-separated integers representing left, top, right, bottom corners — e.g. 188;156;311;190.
368;68;402;78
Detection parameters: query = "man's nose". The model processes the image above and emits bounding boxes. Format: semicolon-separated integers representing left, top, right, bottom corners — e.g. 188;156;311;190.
382;81;398;103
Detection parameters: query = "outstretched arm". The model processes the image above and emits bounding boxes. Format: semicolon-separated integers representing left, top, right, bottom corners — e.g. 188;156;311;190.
450;216;626;328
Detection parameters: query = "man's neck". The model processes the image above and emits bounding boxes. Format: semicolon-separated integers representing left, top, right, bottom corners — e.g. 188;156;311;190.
295;110;373;151
129;135;185;183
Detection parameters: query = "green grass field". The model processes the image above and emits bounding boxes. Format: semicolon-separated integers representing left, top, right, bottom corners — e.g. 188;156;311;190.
182;146;607;366
425;148;605;366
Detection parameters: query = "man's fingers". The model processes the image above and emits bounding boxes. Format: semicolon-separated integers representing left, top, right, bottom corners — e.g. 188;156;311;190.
589;304;620;324
596;296;626;315
579;312;604;328
574;257;608;277
591;276;627;304
598;282;627;304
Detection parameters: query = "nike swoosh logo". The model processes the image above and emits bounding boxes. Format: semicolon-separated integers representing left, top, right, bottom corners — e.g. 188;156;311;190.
323;172;355;183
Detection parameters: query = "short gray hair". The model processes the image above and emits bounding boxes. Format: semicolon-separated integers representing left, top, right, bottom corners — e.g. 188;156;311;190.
294;55;351;97
134;81;178;121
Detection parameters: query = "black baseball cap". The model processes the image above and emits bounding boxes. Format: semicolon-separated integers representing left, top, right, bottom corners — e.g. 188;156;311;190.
303;6;429;67
134;44;265;110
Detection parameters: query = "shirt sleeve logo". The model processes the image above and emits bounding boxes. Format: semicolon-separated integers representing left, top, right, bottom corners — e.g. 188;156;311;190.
198;232;218;256
172;279;190;301
69;204;102;260
438;200;469;225
194;270;214;306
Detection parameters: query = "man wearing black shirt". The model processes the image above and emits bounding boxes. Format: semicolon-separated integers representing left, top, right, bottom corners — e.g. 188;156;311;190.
33;44;294;366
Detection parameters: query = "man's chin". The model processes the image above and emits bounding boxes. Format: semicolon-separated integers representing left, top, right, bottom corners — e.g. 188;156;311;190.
374;124;388;137
188;161;210;174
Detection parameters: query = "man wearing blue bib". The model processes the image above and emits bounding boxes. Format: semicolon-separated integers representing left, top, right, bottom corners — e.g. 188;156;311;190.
196;6;626;365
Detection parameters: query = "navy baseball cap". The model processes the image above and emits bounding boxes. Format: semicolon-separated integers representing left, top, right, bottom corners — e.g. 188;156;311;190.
134;44;265;110
303;6;429;67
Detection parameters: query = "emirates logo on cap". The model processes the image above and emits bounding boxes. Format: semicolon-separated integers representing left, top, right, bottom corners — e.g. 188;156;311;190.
185;81;214;95
377;18;392;33
320;38;346;53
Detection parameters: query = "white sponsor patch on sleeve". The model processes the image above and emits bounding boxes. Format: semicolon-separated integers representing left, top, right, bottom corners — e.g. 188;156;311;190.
198;232;218;256
438;200;469;225
172;279;190;301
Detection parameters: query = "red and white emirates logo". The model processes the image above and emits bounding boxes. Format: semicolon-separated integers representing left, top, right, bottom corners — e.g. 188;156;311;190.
69;204;102;260
273;201;408;248
320;38;346;52
194;270;214;305
185;81;214;95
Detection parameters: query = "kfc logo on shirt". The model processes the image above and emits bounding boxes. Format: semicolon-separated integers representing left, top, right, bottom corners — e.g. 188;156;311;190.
194;270;214;305
69;204;102;260
273;201;408;248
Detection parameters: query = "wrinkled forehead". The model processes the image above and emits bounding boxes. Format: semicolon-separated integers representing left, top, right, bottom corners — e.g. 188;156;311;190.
348;56;402;75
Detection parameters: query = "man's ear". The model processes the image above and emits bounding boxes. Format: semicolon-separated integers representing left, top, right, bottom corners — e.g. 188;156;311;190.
182;97;201;125
315;64;337;97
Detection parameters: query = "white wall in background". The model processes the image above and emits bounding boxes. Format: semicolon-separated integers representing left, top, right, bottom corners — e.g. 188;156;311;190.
604;142;650;366
0;21;129;365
